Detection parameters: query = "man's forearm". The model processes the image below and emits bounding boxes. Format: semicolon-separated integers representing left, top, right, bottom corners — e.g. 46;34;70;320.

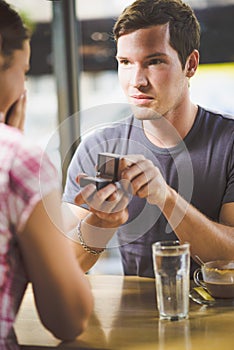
162;187;234;262
68;212;118;273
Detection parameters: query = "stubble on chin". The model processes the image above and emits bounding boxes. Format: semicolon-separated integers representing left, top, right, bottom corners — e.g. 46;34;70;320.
131;105;163;120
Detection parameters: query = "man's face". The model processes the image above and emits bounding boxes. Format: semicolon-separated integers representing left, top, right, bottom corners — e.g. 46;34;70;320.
116;24;189;120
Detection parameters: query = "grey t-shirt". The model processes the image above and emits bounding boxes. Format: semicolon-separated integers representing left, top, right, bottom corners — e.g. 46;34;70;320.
63;106;234;278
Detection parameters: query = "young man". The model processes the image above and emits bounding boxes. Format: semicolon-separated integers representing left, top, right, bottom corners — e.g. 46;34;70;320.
63;0;234;278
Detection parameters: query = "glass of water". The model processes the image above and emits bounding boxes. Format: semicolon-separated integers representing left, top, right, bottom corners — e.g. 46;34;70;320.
152;240;190;321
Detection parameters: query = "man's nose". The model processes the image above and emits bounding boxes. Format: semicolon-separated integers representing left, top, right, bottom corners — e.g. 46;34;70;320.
130;66;148;88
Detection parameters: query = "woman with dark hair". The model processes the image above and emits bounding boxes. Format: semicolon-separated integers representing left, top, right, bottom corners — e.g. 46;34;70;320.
0;0;93;342
0;0;128;344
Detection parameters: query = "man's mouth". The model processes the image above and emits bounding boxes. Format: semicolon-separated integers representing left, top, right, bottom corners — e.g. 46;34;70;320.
130;94;154;105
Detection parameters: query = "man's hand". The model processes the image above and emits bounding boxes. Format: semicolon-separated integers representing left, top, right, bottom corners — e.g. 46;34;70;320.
119;154;169;209
75;177;129;228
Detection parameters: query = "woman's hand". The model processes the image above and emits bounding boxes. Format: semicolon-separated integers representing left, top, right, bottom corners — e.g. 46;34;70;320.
4;91;27;131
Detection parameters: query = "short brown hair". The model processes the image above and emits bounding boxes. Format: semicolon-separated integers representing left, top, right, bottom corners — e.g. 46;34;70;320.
113;0;200;69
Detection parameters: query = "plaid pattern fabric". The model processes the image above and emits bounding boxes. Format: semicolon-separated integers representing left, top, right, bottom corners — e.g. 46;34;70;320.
0;124;59;339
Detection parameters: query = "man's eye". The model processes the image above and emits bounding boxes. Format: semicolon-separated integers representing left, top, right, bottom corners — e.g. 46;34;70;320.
149;58;163;65
119;59;130;65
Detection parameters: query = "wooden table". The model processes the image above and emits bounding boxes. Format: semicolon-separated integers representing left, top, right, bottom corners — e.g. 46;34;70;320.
15;275;234;349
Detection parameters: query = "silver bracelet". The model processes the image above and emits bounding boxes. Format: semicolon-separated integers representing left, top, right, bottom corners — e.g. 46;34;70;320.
77;220;105;255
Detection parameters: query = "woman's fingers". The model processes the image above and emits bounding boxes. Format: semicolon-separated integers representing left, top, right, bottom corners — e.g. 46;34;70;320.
6;91;27;131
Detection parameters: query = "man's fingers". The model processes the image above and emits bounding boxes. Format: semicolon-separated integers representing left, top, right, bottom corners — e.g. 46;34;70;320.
74;184;96;205
76;173;89;183
118;154;145;178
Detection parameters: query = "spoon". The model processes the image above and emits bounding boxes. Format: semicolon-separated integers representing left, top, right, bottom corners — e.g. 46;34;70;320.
195;255;205;266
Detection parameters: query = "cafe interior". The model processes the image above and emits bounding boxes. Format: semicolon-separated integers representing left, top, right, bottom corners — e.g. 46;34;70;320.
4;0;234;349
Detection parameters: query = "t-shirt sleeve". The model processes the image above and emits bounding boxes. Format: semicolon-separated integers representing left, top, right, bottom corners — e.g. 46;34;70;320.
9;141;60;233
62;119;133;204
222;134;234;204
62;131;104;204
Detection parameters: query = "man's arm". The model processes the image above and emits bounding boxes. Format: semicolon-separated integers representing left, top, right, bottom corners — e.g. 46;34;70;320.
161;188;234;262
62;182;129;272
120;156;234;263
61;203;100;272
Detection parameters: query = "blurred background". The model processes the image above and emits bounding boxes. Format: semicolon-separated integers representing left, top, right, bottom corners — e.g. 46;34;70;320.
7;0;234;274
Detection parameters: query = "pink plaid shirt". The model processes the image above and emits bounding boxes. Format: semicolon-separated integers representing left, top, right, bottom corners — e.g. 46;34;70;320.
0;124;60;340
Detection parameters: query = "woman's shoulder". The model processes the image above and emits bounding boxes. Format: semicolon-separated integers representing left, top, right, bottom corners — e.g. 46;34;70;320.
0;124;55;179
0;123;47;156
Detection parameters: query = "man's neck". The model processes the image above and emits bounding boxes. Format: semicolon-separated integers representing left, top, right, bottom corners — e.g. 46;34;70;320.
142;103;198;148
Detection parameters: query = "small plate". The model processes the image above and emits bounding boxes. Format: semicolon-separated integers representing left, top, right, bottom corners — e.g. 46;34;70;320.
189;288;234;307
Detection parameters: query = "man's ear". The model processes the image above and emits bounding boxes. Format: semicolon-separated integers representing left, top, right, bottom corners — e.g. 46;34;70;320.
185;50;199;78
